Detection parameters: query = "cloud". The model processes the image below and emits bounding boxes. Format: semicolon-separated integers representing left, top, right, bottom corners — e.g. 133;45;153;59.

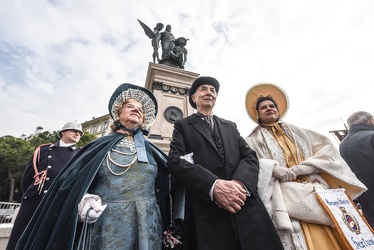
0;0;373;149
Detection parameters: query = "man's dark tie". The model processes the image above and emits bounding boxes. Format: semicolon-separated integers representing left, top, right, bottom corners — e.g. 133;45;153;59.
197;112;214;130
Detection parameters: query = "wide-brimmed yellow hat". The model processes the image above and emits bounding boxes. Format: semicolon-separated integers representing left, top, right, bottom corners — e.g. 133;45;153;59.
245;83;289;123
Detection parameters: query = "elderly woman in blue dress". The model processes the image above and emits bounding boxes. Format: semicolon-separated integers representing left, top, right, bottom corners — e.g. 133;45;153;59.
16;83;170;250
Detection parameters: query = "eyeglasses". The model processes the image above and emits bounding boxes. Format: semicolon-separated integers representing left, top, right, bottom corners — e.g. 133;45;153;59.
123;104;144;114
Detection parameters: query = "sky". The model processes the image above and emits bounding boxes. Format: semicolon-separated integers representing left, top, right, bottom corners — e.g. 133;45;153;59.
1;0;373;146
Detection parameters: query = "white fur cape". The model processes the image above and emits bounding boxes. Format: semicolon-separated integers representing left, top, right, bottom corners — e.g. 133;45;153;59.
246;122;367;249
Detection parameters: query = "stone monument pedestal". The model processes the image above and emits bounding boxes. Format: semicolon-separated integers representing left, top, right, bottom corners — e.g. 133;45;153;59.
144;62;199;153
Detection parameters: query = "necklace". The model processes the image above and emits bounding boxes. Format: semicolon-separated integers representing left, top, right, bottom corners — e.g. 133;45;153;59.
116;136;136;153
106;151;138;176
111;148;136;156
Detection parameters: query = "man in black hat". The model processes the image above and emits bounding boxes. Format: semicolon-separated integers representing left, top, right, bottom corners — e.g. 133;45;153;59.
7;121;83;250
168;76;283;249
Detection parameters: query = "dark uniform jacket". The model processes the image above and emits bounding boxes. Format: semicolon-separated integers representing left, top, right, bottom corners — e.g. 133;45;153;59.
168;114;283;250
7;142;80;250
15;132;170;250
340;124;374;228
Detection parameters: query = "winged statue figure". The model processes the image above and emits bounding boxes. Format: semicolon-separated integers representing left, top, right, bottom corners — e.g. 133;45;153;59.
137;19;164;63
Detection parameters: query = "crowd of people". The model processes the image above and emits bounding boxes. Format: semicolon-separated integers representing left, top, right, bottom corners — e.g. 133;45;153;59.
7;77;373;250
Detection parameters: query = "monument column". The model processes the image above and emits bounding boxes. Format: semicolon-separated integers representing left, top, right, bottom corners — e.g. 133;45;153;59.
144;62;199;153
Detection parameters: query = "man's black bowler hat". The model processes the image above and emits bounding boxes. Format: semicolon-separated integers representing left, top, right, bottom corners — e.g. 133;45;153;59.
189;76;220;109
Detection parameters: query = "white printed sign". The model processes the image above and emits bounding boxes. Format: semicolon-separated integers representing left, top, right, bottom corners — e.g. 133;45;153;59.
315;188;374;250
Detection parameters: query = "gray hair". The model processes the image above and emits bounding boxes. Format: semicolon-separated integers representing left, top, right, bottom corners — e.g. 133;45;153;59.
347;111;373;126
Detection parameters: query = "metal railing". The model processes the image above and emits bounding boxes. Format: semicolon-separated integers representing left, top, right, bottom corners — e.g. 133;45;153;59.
0;202;21;224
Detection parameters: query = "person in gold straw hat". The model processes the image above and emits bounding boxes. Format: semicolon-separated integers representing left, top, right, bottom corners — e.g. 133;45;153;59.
244;83;367;250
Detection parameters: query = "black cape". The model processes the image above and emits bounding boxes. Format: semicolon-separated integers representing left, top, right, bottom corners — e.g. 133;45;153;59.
16;132;170;250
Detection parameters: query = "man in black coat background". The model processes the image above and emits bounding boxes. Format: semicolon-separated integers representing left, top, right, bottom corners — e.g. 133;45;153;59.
340;111;374;229
168;76;283;250
6;121;83;250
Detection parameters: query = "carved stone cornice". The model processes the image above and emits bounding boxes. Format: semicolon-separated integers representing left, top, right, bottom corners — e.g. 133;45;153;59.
152;81;190;96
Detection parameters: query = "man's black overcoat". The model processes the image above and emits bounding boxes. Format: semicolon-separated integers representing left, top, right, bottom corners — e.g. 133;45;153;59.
168;114;282;250
340;124;374;228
